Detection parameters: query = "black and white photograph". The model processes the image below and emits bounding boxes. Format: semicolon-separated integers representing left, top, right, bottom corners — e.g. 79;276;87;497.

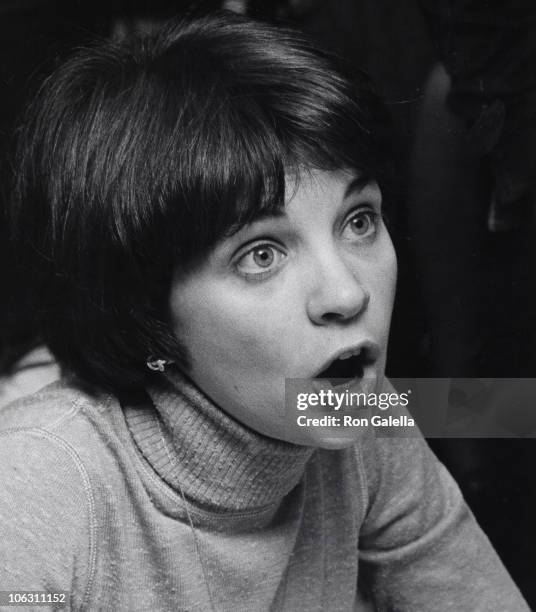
0;1;534;610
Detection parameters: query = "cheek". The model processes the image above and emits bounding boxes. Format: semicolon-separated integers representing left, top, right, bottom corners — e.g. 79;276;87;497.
379;229;397;283
369;235;397;320
171;281;289;370
383;243;398;303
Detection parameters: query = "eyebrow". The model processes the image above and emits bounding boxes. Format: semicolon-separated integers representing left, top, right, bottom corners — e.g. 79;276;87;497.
344;173;374;199
248;208;287;223
225;207;287;238
227;172;376;237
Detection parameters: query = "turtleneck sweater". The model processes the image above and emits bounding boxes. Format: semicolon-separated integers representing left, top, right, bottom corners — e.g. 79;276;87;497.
0;372;529;611
134;370;314;513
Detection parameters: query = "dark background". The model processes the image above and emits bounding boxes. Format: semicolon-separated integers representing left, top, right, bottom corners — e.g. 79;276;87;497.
1;0;534;605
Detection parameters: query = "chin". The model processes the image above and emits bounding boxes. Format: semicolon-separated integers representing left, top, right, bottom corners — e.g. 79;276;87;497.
313;436;360;451
281;421;368;450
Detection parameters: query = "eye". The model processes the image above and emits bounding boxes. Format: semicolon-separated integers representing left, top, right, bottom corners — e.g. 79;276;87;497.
235;243;286;279
343;208;378;240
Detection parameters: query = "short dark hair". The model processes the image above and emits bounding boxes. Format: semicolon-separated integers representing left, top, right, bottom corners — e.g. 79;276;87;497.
10;10;393;392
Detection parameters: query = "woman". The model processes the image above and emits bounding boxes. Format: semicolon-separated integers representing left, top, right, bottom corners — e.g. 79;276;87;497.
0;11;528;611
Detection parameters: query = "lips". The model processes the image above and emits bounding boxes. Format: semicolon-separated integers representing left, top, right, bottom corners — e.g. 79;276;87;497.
313;342;379;385
316;353;364;383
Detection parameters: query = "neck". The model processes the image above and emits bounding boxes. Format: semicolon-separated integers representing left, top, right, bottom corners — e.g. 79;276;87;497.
123;368;314;512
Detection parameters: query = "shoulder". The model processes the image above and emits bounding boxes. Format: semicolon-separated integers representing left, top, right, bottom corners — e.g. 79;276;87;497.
0;410;97;540
1;377;100;428
0;381;126;607
0;381;121;530
0;378;115;518
0;384;110;607
0;345;60;409
0;379;127;504
0;378;123;463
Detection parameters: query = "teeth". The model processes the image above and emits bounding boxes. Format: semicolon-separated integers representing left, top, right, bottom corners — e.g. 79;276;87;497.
338;348;361;361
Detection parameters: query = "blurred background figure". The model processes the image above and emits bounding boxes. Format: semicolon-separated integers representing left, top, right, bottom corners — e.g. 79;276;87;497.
0;0;534;605
412;0;536;378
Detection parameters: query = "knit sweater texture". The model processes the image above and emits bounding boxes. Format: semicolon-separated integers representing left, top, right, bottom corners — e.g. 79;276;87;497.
0;371;529;611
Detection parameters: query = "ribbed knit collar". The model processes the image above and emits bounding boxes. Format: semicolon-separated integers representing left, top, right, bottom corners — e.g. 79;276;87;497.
123;368;314;512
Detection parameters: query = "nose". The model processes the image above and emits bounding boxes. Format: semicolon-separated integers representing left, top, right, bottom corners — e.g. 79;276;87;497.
306;251;370;325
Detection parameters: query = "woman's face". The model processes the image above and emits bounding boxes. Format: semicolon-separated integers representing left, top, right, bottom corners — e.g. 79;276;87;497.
169;169;397;448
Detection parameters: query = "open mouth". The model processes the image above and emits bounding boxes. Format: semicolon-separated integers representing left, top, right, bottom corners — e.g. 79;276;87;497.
314;351;368;386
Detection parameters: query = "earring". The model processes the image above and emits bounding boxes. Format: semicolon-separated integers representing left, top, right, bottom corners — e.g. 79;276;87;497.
146;356;168;372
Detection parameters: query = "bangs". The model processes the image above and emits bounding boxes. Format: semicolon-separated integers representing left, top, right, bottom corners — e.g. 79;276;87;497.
135;16;387;263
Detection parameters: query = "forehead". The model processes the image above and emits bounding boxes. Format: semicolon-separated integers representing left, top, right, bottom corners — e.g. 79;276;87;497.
221;169;380;249
213;168;381;260
285;168;370;208
233;167;371;228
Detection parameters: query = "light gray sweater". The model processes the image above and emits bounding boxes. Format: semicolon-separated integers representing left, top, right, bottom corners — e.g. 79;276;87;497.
0;371;529;611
